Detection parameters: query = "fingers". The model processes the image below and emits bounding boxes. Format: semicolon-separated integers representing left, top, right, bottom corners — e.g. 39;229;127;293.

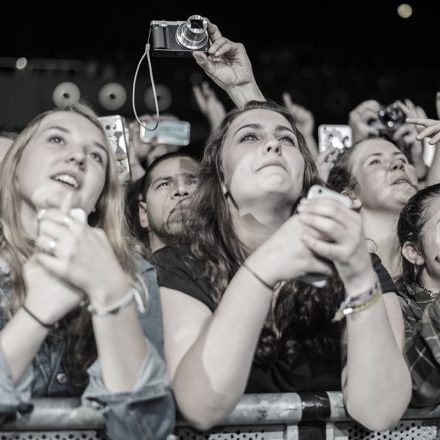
415;123;440;142
301;233;346;263
206;19;223;42
192;84;207;112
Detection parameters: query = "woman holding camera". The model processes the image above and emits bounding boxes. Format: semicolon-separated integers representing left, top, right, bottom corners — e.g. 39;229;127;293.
154;19;411;434
0;104;174;439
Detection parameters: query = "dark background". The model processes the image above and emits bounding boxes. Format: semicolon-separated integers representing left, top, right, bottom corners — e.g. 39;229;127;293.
0;0;438;154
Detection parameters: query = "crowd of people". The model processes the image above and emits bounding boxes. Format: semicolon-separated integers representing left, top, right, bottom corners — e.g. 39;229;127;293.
1;16;440;440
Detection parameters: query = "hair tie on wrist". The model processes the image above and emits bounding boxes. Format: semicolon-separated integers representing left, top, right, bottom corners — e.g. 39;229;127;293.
242;262;275;290
22;305;54;329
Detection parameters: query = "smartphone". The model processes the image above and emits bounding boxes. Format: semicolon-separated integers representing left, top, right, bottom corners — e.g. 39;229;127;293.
318;124;353;154
139;119;191;146
298;185;352;288
98;115;131;186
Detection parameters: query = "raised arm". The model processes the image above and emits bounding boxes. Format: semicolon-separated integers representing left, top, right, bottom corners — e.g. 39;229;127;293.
160;215;333;430
297;197;411;431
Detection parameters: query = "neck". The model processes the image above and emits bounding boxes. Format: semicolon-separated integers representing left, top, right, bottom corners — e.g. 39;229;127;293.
228;197;293;253
362;208;401;278
149;232;166;253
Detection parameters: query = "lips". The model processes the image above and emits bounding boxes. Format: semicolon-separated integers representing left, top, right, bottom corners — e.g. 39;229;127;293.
51;172;81;190
257;161;286;171
389;173;416;189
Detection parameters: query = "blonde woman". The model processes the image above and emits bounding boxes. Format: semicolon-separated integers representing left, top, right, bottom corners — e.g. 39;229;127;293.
0;104;174;439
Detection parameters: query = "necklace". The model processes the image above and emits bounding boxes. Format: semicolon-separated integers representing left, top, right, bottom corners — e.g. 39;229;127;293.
423;287;440;300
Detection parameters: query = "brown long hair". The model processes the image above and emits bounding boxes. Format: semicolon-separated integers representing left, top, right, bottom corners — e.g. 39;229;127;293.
176;101;344;364
0;103;139;388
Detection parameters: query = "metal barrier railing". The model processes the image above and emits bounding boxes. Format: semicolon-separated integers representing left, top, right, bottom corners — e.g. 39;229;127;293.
1;393;440;439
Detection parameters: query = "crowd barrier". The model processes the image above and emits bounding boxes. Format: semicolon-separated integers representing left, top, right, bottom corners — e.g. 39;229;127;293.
1;392;440;439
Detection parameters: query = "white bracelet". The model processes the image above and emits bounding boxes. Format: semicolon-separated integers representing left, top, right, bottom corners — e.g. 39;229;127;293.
87;288;138;316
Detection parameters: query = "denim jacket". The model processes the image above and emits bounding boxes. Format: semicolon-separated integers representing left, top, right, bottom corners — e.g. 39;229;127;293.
0;254;175;439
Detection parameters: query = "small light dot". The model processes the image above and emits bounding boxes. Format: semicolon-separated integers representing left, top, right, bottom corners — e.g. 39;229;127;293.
15;57;27;70
397;3;413;19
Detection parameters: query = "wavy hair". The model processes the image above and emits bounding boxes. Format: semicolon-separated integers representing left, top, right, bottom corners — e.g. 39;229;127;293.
396;183;440;288
175;100;344;364
0;103;139;389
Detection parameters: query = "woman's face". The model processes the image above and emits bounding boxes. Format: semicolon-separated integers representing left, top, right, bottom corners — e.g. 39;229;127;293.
17;111;109;216
349;138;417;212
421;196;440;284
221;109;305;209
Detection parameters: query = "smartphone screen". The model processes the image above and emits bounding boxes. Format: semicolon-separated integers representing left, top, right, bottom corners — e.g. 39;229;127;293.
98;115;131;186
318;124;353;153
139;120;191;146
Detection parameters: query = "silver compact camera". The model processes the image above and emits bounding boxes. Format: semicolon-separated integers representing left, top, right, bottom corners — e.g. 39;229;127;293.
150;15;210;57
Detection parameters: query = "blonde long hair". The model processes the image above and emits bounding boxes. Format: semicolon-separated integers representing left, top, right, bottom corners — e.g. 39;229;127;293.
0;103;139;388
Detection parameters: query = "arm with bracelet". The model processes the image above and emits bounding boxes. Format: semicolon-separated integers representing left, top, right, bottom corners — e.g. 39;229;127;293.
0;105;174;439
297;194;411;431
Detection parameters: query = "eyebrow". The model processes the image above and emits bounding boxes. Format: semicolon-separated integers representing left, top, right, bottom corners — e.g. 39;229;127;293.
44;125;108;156
151;172;198;185
233;123;295;136
364;151;407;161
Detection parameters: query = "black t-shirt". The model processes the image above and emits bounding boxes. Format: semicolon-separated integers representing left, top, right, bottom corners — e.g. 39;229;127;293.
154;246;397;393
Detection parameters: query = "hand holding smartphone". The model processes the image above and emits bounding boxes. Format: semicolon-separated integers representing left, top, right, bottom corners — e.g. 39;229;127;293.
298;185;352;288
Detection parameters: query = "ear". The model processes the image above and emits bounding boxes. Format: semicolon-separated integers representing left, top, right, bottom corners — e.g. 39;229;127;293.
402;241;425;266
138;200;149;229
341;188;362;210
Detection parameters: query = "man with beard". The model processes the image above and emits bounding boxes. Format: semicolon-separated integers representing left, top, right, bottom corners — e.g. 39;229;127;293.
131;152;201;253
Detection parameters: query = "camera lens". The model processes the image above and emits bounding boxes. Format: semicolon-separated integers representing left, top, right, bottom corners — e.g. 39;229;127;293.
176;15;208;50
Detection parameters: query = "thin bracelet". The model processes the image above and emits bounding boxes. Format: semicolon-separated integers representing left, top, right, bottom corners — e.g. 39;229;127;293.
242;262;275;291
87;288;137;316
22;305;53;329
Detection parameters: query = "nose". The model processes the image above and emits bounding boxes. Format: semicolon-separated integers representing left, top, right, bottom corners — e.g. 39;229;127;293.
263;138;281;155
66;147;86;169
172;179;191;199
390;158;405;171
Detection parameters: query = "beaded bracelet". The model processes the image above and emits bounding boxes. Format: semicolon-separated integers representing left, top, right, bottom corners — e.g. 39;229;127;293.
332;280;381;322
87;288;138;316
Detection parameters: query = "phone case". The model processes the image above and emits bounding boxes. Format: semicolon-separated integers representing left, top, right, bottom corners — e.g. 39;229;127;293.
318;124;352;153
98;115;131;186
139;119;191;146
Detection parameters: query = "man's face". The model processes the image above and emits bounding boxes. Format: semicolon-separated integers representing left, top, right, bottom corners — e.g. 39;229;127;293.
139;156;200;251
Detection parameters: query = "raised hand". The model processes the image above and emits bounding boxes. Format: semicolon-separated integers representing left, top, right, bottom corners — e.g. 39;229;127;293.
282;92;315;138
406;117;440;145
192;18;264;107
349;100;382;143
193;81;227;130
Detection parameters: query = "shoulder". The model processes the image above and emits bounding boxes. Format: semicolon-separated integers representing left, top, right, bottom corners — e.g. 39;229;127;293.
153;246;216;313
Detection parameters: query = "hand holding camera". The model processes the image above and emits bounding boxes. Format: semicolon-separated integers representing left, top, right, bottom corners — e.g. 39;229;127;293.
191;18;265;107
